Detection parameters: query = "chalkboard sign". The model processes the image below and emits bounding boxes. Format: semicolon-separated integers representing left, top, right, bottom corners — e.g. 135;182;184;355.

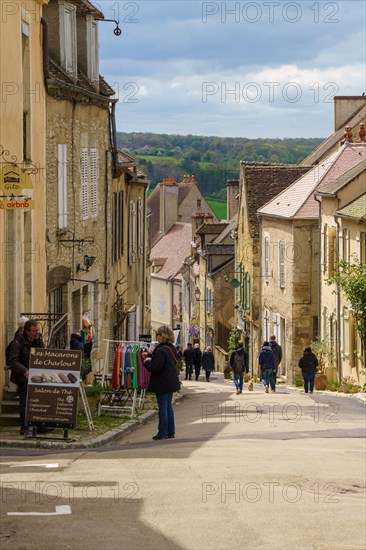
26;348;82;429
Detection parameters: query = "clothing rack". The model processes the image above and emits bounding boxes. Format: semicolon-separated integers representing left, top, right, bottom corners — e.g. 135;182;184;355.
98;339;150;419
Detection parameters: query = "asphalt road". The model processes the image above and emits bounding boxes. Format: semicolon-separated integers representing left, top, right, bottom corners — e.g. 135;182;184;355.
1;374;365;550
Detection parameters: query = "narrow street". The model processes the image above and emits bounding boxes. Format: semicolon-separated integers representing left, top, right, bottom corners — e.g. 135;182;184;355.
1;374;365;550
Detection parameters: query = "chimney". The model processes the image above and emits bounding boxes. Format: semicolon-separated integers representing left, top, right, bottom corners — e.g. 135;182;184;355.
334;96;366;132
159;180;178;237
343;126;353;143
359;121;366;142
226;179;239;219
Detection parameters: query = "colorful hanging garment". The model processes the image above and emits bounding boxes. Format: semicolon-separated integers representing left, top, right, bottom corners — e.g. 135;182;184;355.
137;349;151;389
112;344;122;389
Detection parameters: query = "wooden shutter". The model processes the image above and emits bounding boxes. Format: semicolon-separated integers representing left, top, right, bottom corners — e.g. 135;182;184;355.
90;147;98;218
57;144;67;229
81;147;88;220
264;236;270;278
279;241;285;288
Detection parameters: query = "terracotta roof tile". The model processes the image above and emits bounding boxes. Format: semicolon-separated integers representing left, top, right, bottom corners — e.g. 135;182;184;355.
316;157;366;195
301;105;366;165
48;59;115;98
259;143;366;220
337;193;366;220
150;223;192;280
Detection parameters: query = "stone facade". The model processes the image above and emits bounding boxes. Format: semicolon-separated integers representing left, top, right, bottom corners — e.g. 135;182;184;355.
0;0;48;395
260;218;319;381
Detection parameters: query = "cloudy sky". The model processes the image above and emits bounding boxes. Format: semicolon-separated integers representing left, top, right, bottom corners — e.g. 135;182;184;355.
97;0;366;138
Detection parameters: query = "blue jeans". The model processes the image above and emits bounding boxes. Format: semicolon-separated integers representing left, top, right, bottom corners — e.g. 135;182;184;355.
234;371;244;392
261;368;272;387
18;383;28;428
270;370;277;390
156;393;175;437
303;372;315;393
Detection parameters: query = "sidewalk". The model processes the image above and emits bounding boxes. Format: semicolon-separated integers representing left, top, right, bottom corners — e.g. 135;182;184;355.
1;374;364;450
0;390;186;450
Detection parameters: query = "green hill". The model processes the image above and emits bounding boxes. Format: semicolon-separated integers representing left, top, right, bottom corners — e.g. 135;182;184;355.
117;132;324;199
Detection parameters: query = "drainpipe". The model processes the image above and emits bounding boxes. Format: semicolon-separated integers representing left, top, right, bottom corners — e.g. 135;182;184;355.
314;195;322;340
334;215;343;383
41;18;50;81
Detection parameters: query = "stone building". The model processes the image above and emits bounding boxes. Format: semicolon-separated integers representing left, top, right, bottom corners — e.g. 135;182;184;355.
257;143;365;382
315;149;365;385
43;0;150;376
235;163;311;375
147;175;218;246
0;0;48;396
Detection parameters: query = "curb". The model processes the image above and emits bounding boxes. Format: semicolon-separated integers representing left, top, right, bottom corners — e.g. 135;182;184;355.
0;392;187;450
286;385;366;402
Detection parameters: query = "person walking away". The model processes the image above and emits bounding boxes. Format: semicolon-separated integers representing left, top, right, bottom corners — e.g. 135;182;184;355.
299;347;319;394
230;342;248;394
269;335;282;392
193;344;202;381
183;343;194;380
258;341;275;393
142;325;180;440
9;320;43;434
201;346;215;381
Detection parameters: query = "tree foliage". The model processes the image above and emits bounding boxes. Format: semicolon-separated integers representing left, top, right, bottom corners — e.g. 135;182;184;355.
118;132;323;197
326;260;366;346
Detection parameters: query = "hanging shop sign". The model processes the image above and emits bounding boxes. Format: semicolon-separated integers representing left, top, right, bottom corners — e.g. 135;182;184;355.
0;165;33;195
26;348;82;429
0;198;35;210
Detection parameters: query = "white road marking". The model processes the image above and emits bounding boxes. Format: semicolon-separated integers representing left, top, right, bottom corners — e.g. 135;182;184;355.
9;463;59;469
8;505;71;516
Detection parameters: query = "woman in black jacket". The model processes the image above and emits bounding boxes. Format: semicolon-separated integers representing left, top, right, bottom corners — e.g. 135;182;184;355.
299;347;319;394
143;325;180;440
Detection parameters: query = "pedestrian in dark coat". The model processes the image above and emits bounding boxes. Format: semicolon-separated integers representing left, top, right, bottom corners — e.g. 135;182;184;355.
183;343;194;380
201;346;215;381
143;325;180;440
269;335;283;392
299;347;319;394
230;342;249;394
9;320;43;434
193;344;202;381
258;341;275;393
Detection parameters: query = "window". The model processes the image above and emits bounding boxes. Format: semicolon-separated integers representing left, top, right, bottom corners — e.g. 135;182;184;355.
57;144;68;229
22;22;30;160
342;228;350;262
279;241;285;288
264;235;270;279
273;313;280;343
264;309;270;341
86;18;99;82
137;198;144;256
112;191;124;263
323;224;328;273
197;199;201;208
343;307;349;355
60;1;77;76
360;232;366;264
322;306;328;343
48;287;63;315
129;201;137;264
328;226;336;276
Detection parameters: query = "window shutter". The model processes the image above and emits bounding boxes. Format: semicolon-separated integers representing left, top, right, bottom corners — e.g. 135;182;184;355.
323;224;328;274
81;148;88;220
90;147;98;218
138;198;143;256
57;144;67;229
129;201;137;264
264;236;270;278
328;226;336;276
279;241;285;288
